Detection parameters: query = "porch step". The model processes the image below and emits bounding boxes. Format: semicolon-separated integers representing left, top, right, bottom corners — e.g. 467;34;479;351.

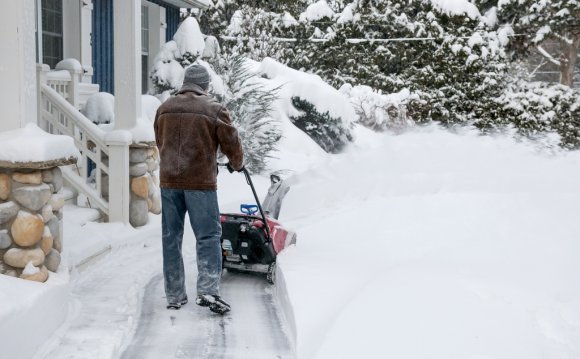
60;186;78;205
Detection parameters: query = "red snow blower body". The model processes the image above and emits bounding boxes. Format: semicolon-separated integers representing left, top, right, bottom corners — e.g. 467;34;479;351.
219;166;295;284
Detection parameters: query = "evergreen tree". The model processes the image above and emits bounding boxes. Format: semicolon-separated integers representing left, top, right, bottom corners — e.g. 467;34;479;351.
213;56;283;173
290;97;353;153
286;0;509;127
496;0;580;87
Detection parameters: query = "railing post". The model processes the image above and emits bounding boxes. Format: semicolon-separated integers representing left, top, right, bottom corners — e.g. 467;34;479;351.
36;64;50;131
68;68;82;109
106;133;131;224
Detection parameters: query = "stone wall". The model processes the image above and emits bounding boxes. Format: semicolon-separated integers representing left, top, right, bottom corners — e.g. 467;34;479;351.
0;166;66;282
129;145;161;227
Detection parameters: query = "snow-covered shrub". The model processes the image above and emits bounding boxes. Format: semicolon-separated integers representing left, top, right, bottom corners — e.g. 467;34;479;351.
82;92;115;124
212;56;282;173
290;96;353;153
489;82;580;149
340;84;419;132
150;17;206;95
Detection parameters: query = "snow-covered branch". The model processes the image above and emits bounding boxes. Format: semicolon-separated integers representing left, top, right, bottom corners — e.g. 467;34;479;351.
536;45;561;66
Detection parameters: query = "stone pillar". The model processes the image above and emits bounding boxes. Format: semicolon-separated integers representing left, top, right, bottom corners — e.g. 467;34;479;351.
0;163;72;282
128;144;161;227
113;0;141;130
0;0;37;132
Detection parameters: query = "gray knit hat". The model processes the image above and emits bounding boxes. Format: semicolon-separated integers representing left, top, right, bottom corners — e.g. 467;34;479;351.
182;64;210;91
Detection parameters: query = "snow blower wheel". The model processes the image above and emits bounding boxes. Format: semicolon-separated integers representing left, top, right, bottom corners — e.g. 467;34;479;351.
266;262;276;285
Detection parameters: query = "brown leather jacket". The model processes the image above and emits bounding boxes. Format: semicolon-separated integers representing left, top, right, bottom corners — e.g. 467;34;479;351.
154;84;244;190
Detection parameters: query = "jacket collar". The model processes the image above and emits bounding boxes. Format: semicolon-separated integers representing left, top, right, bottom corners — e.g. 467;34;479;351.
177;83;207;96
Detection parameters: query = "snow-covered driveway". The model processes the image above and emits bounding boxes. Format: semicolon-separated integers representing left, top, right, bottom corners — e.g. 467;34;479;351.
35;214;295;359
121;271;294;359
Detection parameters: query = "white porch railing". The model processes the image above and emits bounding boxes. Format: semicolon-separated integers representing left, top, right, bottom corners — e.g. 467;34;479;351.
40;62;99;110
39;84;110;216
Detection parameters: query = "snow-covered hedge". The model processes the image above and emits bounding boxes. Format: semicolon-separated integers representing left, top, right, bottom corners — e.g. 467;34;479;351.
488;82;580;149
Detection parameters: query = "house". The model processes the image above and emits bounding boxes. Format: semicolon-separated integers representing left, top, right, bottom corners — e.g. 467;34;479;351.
0;0;209;226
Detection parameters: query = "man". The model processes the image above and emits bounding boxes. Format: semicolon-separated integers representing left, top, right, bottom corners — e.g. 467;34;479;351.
154;64;244;315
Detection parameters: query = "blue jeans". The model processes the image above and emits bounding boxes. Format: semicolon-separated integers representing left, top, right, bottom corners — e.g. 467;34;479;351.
161;188;223;303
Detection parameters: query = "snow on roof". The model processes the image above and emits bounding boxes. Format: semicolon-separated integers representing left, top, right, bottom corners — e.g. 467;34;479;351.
430;0;481;20
0;124;79;164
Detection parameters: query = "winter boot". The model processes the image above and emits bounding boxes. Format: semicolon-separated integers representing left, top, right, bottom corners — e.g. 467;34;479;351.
166;297;188;310
196;294;231;314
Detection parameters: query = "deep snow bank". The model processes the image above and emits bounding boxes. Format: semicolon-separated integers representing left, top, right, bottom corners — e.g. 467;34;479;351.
277;125;580;358
0;269;69;359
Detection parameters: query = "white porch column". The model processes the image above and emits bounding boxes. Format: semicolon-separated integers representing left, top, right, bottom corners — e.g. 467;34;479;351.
0;0;38;132
106;136;131;224
63;0;81;61
80;0;94;81
63;0;94;83
113;0;142;130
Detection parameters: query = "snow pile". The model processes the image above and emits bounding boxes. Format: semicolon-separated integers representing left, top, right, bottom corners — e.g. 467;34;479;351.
277;125;580;358
429;0;481;19
22;262;40;276
82;92;115;125
55;58;83;72
0;263;69;359
242;57;360;170
340;84;419;132
82;93;161;143
299;0;335;22
257;57;356;129
0;123;79;164
172;17;205;59
337;3;358;24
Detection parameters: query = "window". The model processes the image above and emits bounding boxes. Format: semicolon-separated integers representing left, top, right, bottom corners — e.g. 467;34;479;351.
41;0;63;69
141;5;149;94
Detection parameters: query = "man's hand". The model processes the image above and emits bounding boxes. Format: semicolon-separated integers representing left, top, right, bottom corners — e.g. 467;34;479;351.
226;163;244;173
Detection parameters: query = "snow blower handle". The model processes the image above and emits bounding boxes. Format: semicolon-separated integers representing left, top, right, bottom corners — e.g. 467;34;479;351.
218;163;271;240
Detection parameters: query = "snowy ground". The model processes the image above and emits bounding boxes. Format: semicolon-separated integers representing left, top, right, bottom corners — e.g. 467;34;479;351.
278;126;580;359
6;124;580;359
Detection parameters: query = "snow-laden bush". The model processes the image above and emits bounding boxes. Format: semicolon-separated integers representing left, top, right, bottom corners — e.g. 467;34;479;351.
340;84;420;132
290;97;353;153
488;82;580;149
212;56;282;173
82;92;115;125
150;17;206;95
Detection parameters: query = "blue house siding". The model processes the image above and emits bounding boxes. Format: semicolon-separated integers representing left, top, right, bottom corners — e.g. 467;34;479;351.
91;0;181;94
146;0;181;41
92;0;114;94
165;7;180;41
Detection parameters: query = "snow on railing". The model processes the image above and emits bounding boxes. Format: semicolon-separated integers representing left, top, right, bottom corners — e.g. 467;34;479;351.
39;84;110;216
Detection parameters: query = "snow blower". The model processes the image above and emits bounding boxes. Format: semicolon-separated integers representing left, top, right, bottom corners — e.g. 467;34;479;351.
219;164;296;284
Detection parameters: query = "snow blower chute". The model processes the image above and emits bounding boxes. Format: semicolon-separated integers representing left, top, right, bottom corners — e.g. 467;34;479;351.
219;164;296;284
